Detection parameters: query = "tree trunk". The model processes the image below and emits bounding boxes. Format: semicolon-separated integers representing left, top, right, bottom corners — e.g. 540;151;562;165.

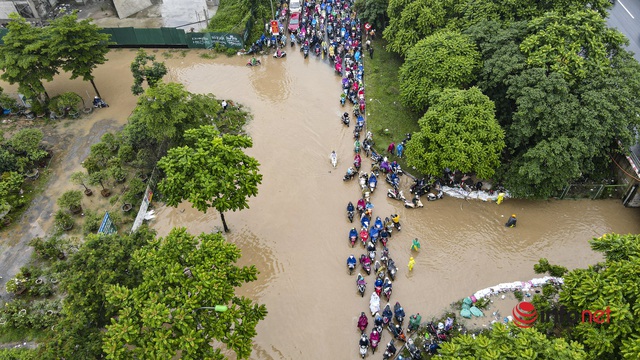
90;79;101;99
81;183;88;191
220;211;229;233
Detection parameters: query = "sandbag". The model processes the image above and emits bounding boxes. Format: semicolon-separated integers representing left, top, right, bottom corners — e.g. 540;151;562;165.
470;306;484;317
463;297;473;306
460;308;472;318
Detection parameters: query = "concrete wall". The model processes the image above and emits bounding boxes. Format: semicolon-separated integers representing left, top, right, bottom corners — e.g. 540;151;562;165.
112;0;152;19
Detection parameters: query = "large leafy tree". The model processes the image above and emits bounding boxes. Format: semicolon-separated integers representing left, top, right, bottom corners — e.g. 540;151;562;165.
405;88;505;179
500;69;586;197
354;0;389;32
438;322;587;359
399;29;480;111
128;82;220;145
383;0;460;56
157;125;262;232
460;0;612;27
464;20;528;124
48;12;111;98
103;228;268;359
0;14;60;100
39;227;156;359
558;233;640;360
520;10;626;84
130;49;168;96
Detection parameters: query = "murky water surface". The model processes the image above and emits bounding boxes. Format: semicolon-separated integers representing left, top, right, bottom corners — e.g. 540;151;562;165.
151;52;640;359
1;50;639;358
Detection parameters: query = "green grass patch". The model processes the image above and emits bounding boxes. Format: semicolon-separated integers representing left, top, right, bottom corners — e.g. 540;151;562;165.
363;40;421;170
1;168;52;235
0;327;48;343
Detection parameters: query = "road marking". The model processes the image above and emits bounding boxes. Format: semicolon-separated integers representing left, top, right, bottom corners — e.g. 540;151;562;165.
619;0;635;19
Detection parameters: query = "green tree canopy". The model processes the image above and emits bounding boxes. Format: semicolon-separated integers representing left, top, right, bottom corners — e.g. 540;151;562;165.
438;322;587;359
157;125;262;232
128;82;221;145
48;12;111;98
520;10;626;83
558;233;640;360
405;87;505;179
383;0;460;56
460;0;612;27
399;29;480;111
102;228;267;359
130;49;168;96
0;14;59;100
354;0;389;32
39;227;156;359
464;20;528;124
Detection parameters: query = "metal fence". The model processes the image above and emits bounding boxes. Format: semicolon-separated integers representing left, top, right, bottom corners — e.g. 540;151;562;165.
0;26;246;49
557;184;628;200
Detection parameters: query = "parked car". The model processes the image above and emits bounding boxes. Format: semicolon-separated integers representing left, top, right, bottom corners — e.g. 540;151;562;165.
289;0;301;14
288;12;300;33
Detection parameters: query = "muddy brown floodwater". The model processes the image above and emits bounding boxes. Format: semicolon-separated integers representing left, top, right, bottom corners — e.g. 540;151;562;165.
150;52;640;359
1;49;639;358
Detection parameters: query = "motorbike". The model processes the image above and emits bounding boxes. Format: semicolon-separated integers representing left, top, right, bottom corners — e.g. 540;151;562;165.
374;277;383;296
93;97;109;108
357;198;366;215
354;141;360;153
427;190;444;201
359;228;369;247
369;227;379;244
314;43;321;56
273;50;287;58
356;273;367;297
354;154;361;170
370;291;381;316
427;322;448;341
360;214;370;229
424;338;440;355
382;304;393;326
348;255;357;275
391;215;401;232
374;216;383;230
349;228;358;247
246;59;261;66
394;302;405;324
303;45;310;58
341;112;350;126
359;334;369;358
330;151;337;168
383;341;397;360
387;188;406;201
290;34;296;47
358;312;368;333
388;323;406;342
368;173;377;193
370;329;381;354
387;258;398;280
340;93;347;106
353;127;361;140
386;173;400;189
404;194;424;209
380;230;389;248
408;313;422;333
383;278;392;301
407;338;422;360
367;241;376;262
360;254;371;275
344;167;357;182
371;150;383;163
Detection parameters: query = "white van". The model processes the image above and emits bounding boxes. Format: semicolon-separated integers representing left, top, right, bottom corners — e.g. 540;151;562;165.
289;0;301;14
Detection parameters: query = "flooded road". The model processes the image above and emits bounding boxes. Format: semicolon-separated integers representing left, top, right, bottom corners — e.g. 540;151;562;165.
150;52;640;358
1;49;639;358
